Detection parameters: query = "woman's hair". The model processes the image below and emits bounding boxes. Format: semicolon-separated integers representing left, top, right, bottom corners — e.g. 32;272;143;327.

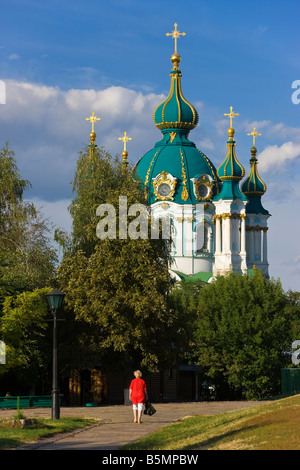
134;370;142;378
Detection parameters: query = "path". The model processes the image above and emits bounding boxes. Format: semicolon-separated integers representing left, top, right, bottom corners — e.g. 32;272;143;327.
0;401;269;450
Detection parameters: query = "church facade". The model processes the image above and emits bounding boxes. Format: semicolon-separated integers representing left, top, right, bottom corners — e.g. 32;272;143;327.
134;24;270;283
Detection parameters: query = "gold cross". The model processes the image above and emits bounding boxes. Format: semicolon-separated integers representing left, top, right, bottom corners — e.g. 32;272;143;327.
224;106;239;129
118;131;132;152
166;23;186;53
247;127;261;147
85;111;101;133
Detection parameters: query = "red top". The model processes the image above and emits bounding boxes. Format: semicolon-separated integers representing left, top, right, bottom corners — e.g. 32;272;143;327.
129;378;147;404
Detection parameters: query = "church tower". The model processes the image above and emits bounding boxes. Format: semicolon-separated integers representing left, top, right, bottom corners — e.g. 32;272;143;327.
241;128;270;278
134;24;220;280
212;108;248;276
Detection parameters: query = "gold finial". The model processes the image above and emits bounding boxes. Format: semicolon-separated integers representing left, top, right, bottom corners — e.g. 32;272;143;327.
166;23;186;54
85;111;101;134
224;106;239;130
118;131;132;152
247;127;261;147
118;132;132;166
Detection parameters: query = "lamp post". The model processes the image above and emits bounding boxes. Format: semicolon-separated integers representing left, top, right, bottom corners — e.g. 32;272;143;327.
46;288;65;420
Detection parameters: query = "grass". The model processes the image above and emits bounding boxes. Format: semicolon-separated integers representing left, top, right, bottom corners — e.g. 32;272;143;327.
0;416;98;450
123;394;300;450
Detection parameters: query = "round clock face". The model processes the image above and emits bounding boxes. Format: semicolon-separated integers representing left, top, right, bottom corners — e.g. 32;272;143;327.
198;183;209;198
158;182;171;197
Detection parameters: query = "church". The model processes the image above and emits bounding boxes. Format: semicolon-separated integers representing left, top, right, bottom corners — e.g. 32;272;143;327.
69;24;270;406
134;23;270;283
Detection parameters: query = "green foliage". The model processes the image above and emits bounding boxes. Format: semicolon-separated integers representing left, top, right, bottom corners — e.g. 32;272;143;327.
56;145;180;374
0;144;57;304
0;288;51;375
284;290;300;344
191;270;292;399
123;395;300;450
0;417;96;450
56;145;135;257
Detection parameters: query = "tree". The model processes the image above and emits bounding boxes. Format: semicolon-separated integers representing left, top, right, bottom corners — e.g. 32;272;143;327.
0;144;59;392
191;270;292;399
0;143;57;304
56;145;125;257
56;144;179;375
0;288;52;393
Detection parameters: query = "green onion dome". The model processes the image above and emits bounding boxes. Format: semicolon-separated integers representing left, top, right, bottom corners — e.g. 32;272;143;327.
214;127;247;202
241;146;268;214
153;53;199;131
241;146;266;196
135;53;219;205
217;127;245;181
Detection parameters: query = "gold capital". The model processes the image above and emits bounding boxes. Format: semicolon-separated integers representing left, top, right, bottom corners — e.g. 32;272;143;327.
85;111;101;133
118;131;132;152
224;106;239;129
166;23;186;53
247;127;261;147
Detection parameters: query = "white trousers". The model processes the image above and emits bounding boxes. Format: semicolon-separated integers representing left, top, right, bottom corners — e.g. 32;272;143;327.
133;403;144;411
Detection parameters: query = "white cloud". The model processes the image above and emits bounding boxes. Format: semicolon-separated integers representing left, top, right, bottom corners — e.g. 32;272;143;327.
258;141;300;173
9;54;20;60
0;80;164;200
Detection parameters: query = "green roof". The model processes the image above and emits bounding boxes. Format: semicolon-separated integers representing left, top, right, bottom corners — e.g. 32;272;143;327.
172;270;213;283
135;132;219;205
134;52;220;205
217;130;245;181
153;53;198;131
241;147;268;214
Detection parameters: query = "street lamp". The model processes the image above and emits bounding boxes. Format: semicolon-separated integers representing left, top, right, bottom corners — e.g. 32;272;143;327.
46;288;65;419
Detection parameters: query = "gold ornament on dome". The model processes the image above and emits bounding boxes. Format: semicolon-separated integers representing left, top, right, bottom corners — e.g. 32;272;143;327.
118;131;132;152
86;111;101;133
247;127;261;147
118;131;132;166
169;132;177;143
180;149;189;201
153;171;177;201
166;23;186;54
224;106;239;139
194;176;214;201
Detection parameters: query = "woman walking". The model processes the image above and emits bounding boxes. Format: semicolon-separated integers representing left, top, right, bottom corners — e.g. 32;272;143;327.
129;370;148;424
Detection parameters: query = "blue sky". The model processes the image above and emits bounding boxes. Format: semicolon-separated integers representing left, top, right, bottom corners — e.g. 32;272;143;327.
0;0;300;291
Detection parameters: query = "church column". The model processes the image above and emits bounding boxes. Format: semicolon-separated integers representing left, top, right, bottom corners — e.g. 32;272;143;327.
215;215;222;254
240;215;246;254
222;214;232;253
240;214;247;273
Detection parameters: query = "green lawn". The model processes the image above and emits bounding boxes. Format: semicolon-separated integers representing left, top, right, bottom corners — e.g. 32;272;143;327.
123;394;300;450
0;417;98;449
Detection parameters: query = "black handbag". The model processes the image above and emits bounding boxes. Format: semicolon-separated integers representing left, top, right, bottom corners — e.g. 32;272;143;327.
144;400;156;416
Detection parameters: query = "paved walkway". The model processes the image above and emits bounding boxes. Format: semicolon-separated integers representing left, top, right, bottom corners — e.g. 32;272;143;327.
1;401;269;450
